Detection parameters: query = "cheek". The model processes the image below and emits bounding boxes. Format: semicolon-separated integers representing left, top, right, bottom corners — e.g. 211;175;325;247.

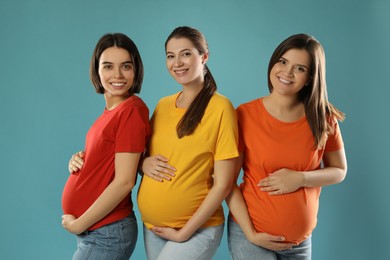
98;70;107;81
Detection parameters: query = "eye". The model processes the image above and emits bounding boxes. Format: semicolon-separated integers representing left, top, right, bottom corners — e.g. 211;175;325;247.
102;64;113;70
278;59;287;65
122;63;133;70
295;66;307;73
182;51;191;57
166;54;174;59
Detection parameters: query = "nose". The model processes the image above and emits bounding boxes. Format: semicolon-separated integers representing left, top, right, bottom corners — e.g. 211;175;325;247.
114;67;124;78
284;65;294;77
173;56;183;67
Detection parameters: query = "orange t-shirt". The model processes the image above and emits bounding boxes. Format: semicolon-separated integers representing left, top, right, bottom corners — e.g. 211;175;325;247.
235;98;343;244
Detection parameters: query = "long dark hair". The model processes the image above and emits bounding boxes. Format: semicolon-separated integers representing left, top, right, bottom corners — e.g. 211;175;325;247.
267;34;345;149
90;33;144;95
165;26;217;138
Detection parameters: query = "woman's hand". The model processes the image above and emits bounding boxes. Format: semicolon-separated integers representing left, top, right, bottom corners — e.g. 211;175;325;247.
258;168;304;195
68;151;85;174
248;231;295;251
142;154;176;182
151;226;189;243
61;214;84;235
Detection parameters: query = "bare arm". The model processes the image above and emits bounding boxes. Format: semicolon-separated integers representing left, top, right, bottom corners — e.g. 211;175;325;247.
258;149;347;195
226;153;295;250
62;152;141;234
151;158;236;242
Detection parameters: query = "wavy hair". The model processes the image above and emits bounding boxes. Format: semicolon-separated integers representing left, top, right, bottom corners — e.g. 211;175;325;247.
90;33;144;95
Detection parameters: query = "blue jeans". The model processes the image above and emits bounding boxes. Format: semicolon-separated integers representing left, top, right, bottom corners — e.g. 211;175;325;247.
72;215;138;260
143;224;224;260
228;218;312;260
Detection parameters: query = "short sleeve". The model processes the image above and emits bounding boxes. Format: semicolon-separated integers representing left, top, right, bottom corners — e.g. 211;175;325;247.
115;101;150;153
236;105;246;153
324;117;344;152
214;98;239;161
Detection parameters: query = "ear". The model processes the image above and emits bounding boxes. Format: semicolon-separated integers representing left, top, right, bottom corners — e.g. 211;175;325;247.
202;53;209;64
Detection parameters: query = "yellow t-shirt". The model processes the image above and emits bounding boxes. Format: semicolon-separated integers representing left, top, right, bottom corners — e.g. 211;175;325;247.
138;92;239;229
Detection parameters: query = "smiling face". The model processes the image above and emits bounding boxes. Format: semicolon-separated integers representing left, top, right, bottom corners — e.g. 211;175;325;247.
165;37;208;87
98;47;134;102
269;48;311;98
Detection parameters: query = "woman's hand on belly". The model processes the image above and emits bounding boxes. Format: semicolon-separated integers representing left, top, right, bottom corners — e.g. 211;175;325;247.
257;168;304;195
62;214;84;235
141;154;176;182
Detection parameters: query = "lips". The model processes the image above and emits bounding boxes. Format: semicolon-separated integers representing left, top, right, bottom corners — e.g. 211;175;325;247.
110;82;126;88
174;69;189;75
278;77;292;84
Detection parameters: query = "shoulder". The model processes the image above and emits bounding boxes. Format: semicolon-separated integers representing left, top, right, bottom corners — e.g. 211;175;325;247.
237;97;263;113
155;92;178;108
120;95;148;111
208;92;235;110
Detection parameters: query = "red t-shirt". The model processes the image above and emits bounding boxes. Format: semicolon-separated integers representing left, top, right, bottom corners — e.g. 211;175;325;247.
62;95;150;230
235;98;344;244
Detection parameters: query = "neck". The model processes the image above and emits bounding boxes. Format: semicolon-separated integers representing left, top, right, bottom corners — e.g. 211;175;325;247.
177;82;204;108
263;93;304;122
104;94;129;110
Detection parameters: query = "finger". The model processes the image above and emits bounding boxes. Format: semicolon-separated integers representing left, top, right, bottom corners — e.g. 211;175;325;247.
146;172;163;182
268;190;283;196
260;186;278;192
268;235;285;242
258;178;273;187
157;173;172;181
157;166;176;177
155;154;169;162
78;151;85;158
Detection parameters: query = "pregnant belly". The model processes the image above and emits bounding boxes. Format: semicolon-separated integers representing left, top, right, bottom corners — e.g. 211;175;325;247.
247;187;320;244
138;180;207;229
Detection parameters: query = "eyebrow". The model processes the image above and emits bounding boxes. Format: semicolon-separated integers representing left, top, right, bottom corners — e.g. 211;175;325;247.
280;57;309;69
100;60;133;64
166;48;192;54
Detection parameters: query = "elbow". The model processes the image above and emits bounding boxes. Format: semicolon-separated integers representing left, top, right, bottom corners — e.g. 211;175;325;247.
335;164;348;184
339;167;347;183
116;179;136;193
216;180;234;199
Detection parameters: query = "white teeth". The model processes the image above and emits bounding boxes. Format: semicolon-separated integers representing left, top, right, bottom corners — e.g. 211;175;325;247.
279;78;291;84
111;83;125;87
175;69;187;74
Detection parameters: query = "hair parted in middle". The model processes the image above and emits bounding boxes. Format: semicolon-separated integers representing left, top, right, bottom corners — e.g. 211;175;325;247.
90;33;144;96
165;26;217;138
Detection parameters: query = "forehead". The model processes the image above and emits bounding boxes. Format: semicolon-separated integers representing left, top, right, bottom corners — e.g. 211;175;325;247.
282;48;311;66
166;37;196;52
99;47;131;62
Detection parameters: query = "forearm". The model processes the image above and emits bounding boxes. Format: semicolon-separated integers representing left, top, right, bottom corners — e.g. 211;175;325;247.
225;184;256;241
179;181;232;240
75;179;134;232
75;152;141;232
303;149;347;188
302;166;346;188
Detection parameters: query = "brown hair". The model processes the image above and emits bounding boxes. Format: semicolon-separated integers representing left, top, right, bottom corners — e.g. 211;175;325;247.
267;34;345;149
165;26;217;138
90;33;144;95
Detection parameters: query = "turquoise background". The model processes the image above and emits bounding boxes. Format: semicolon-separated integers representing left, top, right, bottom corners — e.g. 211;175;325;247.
1;0;388;259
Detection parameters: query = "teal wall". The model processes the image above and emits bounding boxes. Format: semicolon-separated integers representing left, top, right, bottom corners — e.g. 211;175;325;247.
1;0;388;259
